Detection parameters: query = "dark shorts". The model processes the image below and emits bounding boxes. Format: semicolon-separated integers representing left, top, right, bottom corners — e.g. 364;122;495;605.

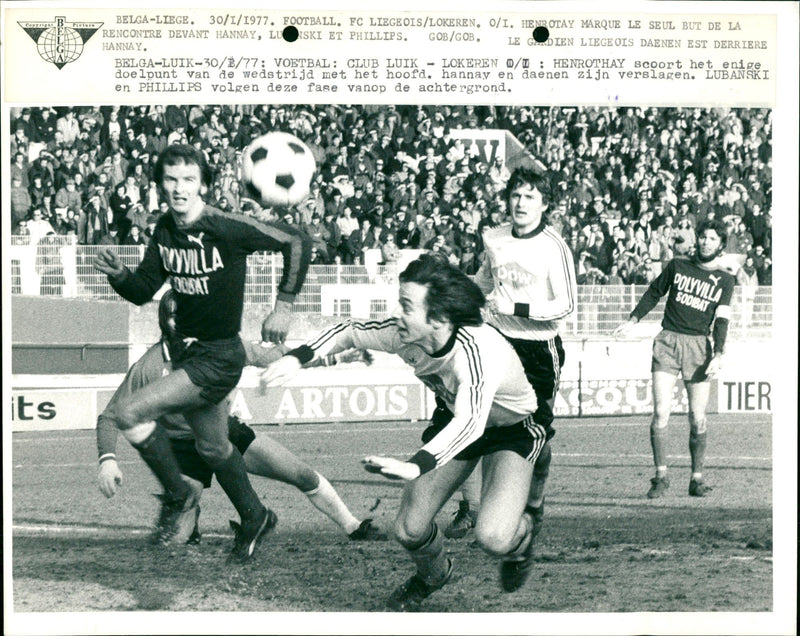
169;336;246;404
504;334;566;398
170;416;256;488
503;334;565;428
651;329;713;383
424;403;552;465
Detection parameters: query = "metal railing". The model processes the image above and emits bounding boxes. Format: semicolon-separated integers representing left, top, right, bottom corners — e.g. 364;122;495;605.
9;239;772;340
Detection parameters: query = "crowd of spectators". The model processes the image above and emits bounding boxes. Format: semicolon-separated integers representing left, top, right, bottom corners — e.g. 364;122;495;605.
10;104;772;287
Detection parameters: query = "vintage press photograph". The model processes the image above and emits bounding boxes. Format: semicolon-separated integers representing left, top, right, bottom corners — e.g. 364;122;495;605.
2;2;796;635
8;102;776;614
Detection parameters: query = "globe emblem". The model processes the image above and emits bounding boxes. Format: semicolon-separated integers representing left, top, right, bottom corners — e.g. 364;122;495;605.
36;26;83;69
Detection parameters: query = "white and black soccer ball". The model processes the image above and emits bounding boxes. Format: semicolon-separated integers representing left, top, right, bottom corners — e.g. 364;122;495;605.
241;132;316;207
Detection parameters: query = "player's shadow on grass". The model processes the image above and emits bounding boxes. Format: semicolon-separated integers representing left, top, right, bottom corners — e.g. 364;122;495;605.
10;535;259;611
10;534;407;611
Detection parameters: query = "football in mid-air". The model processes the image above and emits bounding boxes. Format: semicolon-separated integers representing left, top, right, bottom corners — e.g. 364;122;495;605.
241;132;316;207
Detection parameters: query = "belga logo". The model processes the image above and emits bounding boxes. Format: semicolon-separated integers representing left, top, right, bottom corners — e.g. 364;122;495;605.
18;16;103;70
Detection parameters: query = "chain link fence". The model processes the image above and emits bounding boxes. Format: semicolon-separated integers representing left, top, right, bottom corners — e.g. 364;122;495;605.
9;237;772;340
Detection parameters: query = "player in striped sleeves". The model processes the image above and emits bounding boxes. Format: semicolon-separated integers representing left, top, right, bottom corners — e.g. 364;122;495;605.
262;254;548;610
614;219;735;498
444;167;577;541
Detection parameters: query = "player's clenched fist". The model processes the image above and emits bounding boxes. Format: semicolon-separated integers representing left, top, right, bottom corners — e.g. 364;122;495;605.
98;459;124;498
93;247;125;280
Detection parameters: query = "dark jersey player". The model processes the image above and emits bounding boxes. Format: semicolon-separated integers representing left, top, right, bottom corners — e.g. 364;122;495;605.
614;218;735;499
93;144;313;563
96;291;386;544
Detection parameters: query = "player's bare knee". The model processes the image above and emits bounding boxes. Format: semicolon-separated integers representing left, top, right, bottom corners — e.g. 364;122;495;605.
651;414;669;430
689;413;707;434
195;438;234;467
474;521;514;557
393;516;426;548
293;467;319;492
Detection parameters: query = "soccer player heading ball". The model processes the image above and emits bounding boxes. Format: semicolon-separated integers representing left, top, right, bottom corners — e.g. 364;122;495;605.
613;219;735;499
263;254;549;610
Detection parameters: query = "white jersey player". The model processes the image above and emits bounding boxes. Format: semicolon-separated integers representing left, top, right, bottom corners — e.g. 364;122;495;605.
445;167;577;541
263;254;547;610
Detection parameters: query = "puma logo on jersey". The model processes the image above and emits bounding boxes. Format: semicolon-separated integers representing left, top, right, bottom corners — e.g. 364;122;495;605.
494;262;534;288
187;232;205;249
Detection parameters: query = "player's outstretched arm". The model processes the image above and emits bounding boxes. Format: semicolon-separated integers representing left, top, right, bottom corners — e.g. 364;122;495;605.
261;355;303;387
362;456;422;481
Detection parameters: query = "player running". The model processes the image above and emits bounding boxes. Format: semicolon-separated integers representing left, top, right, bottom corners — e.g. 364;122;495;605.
613;219;735;498
96;290;386;544
263;254;547;610
445;167;577;541
93;144;313;563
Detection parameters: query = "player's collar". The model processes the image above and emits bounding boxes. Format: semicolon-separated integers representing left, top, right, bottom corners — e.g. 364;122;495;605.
430;327;459;358
511;219;547;239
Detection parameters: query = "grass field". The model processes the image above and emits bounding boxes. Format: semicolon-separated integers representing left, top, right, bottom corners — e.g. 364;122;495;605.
8;412;781;632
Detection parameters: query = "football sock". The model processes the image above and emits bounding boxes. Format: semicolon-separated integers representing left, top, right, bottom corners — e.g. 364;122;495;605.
505;514;533;560
212;447;265;521
407;522;449;585
131;424;191;501
303;472;360;534
461;463;482;512
650;425;668;473
689;430;707;475
529;442;552;508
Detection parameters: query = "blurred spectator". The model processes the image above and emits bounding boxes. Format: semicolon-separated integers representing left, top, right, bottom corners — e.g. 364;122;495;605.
54;176;82;215
123;224;147;246
13;218;31;237
26;207;56;244
8;104;772;283
109;182;133;242
756;256;772;286
80;189;110;244
11;173;32;229
97;224;121;246
344;217;374;265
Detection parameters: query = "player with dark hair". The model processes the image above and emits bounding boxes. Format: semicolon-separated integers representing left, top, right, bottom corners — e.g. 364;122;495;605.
444;166;577;544
263;254;547;610
96;291;386;543
614;218;735;498
94;144;313;563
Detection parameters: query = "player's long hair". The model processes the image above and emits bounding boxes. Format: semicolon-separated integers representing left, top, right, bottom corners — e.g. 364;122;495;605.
695;218;728;262
154;144;213;189
399;253;485;328
158;289;178;337
504;166;551;207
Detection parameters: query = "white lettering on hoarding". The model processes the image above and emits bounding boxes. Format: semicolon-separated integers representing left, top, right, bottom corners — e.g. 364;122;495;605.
271;385;409;420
